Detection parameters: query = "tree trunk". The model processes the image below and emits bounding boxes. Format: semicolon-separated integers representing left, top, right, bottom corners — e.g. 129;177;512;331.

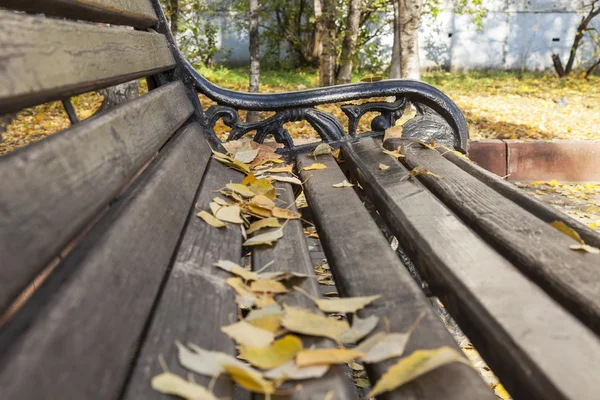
319;0;337;87
399;0;423;80
389;0;401;79
97;81;139;114
586;57;600;78
312;0;323;61
247;0;260;123
169;0;178;39
336;0;362;84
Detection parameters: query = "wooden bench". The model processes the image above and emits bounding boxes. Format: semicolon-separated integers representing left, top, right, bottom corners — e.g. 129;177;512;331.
0;1;599;399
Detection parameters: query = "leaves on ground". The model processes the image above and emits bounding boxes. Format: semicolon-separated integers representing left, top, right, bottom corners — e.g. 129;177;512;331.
151;372;218;400
332;180;354;188
214;260;258;281
368;346;470;397
243;228;284;246
340;315;380;344
303;162;328;171
378;163;390;171
239;335;303;369
264;360;330;381
383;147;405;159
250;279;289;294
281;305;350;342
215;204;244;224
196;210;226;228
272;207;302;220
403;166;441;181
221;362;276;394
247;217;280;234
296;348;365;367
549;220;583;243
221;321;275;347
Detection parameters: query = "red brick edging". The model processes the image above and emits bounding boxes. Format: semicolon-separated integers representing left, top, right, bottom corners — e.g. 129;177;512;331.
469;140;600;182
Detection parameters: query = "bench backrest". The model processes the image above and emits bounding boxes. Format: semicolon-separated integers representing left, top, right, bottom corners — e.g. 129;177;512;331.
0;2;214;397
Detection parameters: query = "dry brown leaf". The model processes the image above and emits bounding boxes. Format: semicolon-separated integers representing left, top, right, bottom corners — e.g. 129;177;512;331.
368;346;470;397
234;147;259;164
151;372;218;400
383;125;403;141
247;217;280;234
404;166;441;180
272;207;302;220
264;360;330;381
550;221;583;243
243;228;284;246
378;163;390;171
281;305;350;342
215;205;244;224
332;180;354;188
196;210;226;228
226;183;255;197
569;243;600;254
239;335;303;369
221;321;275;347
214;260;258;281
296;348;365;367
303;163;328;171
250;279;289;294
382;148;405;159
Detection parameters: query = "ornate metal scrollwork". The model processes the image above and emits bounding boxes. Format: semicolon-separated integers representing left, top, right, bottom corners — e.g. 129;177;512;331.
340;98;407;136
205;105;345;150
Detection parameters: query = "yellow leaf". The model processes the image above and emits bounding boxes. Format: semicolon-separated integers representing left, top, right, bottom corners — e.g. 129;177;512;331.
269;175;302;185
239;335;303;369
281;305;350;342
250;279;289;294
197;210;226;228
303;163;328;171
569;244;600;254
494;383;511;399
243;228;284;246
246;204;273;218
226;183;255;197
247;315;282;332
242;172;257;185
151;373;218;400
214;260;258;281
383;125;403;142
296;348;365;367
378;163;390;171
368;347;470;397
550;221;583;243
382;148;405;159
255;294;277;308
332;180;354;188
221;362;275;394
250;178;277;199
272;207;302;220
264;360;330;381
247;217;280;234
215;205;244;224
312;294;381;313
250;194;275;210
312;143;333;157
227;277;254;297
404;166;441;180
221;321;275;347
213;197;230;206
265;165;294;173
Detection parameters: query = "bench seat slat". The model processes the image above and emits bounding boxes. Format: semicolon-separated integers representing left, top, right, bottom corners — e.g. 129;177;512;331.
0;122;209;400
251;183;359;399
124;159;248;399
0;0;157;28
386;138;600;333
442;150;600;248
297;154;496;400
0;10;175;114
343;137;600;400
0;81;193;316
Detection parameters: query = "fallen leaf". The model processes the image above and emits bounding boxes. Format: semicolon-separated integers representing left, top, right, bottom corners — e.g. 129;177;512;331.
226;183;255;198
269;175;303;185
550;221;583;243
214;260;258;281
332;180;354;188
255;294;278;308
250;194;276;210
239;335;304;369
250;178;277;199
151;372;218;400
250;279;289;294
215;205;244;224
340;315;380;344
264;164;294;173
221;321;275;347
383;125;403;141
312;143;333;157
312;295;381;313
234;147;259;163
281;305;350;342
176;342;228;377
247;217;280;234
569;243;600;254
382;148;405;159
246;204;273;218
296;348;365;367
303;163;328;171
197;210;226;228
242;172;257;185
404;166;441;180
220;360;275;394
354;378;371;389
243;228;284;246
272;207;302;220
494;383;511;399
227;277;254;296
378;163;390;171
347;361;364;371
246;305;283;332
368;346;470;397
264;360;330;381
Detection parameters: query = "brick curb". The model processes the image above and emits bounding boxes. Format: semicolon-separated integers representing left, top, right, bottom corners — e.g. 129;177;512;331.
469;140;600;183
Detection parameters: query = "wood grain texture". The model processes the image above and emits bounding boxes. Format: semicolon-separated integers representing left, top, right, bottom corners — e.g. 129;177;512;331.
297;153;495;400
442;150;600;248
0;10;175;113
0;0;157;27
0;123;208;400
343;138;600;400
251;183;358;400
386;138;600;334
0;81;193;316
123;159;248;400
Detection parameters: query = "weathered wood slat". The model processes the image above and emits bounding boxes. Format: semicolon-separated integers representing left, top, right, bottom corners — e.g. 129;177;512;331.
443;150;600;248
0;10;175;113
0;81;193;316
386;138;600;333
251;183;358;400
124;159;247;399
343;137;600;400
0;123;208;400
297;154;495;400
0;0;157;27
